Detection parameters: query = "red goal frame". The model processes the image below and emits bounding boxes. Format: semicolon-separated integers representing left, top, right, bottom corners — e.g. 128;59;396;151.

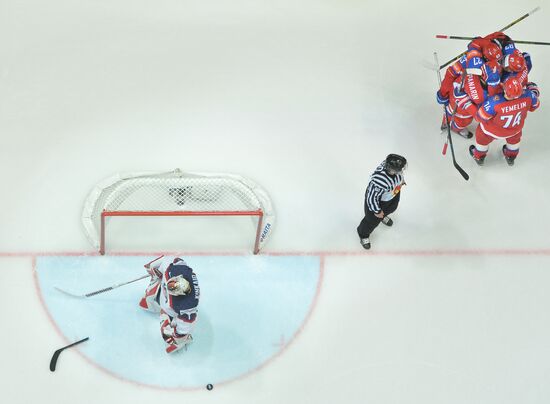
100;209;264;255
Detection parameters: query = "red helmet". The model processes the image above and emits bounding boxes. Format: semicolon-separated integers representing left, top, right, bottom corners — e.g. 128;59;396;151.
483;42;503;61
503;77;523;99
504;50;526;72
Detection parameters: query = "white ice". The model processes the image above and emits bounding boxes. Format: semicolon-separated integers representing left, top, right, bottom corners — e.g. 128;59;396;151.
1;0;550;403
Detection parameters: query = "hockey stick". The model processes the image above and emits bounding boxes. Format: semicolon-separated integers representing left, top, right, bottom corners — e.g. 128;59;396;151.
436;35;550;46
54;255;164;299
434;52;450;155
50;337;89;372
55;274;150;298
438;6;541;69
434;52;469;181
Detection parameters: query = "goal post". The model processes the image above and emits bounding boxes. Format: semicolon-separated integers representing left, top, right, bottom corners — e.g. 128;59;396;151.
82;169;275;255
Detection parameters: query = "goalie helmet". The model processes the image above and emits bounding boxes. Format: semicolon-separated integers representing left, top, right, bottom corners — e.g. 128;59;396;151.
166;274;191;296
503;77;523;100
384;154;407;175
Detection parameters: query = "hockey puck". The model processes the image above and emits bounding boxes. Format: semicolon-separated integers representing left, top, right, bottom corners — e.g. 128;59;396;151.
206;384;213;390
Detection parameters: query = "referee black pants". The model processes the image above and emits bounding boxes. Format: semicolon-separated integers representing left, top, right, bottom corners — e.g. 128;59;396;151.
357;193;401;239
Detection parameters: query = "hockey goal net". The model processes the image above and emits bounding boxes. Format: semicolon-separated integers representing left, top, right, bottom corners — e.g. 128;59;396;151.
82;169;275;254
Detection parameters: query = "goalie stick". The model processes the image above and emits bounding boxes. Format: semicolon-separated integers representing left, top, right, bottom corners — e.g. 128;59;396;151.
434;52;469;181
50;337;89;372
54;255;164;299
54;274;150;298
438;6;541;69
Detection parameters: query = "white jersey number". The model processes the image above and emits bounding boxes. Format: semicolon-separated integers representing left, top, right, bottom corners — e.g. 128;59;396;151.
500;112;523;128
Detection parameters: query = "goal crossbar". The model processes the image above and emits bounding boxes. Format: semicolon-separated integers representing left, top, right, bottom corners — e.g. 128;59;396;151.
100;209;264;255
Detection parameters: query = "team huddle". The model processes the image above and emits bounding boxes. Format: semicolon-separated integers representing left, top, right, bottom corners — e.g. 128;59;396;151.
436;31;540;165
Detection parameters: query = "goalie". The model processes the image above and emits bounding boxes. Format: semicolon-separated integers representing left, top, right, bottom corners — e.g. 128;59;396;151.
139;255;200;354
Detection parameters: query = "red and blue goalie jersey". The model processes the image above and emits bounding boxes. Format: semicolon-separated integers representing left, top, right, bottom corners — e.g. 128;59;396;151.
476;90;539;138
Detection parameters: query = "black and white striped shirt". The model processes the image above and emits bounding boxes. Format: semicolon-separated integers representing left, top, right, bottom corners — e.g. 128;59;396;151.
365;161;405;213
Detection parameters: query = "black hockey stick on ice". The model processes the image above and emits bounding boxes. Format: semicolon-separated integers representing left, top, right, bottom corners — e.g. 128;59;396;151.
434;52;469;181
50;337;89;372
55;274;150;298
436;34;550;46
438;6;541;69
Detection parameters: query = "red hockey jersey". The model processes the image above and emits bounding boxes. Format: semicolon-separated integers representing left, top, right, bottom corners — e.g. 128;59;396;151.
476;90;539;138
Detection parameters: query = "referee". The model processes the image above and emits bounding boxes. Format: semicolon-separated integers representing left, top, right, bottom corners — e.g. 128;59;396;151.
357;154;407;249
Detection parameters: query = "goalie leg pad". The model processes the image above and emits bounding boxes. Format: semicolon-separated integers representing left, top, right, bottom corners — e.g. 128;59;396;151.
160;310;175;336
160;310;194;353
139;277;161;312
164;334;193;354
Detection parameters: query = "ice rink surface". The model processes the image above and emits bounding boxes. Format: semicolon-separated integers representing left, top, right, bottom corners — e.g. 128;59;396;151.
1;0;550;403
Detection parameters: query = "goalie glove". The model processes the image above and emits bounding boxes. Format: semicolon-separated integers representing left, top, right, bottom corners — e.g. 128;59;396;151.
145;261;163;279
139;276;162;311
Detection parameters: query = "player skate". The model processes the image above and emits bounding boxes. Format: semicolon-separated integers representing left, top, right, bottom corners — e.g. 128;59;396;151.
469;145;486;166
440;117;448;132
441;123;473;139
442;113;473;139
502;145;517;166
381;216;393;226
455;128;474;139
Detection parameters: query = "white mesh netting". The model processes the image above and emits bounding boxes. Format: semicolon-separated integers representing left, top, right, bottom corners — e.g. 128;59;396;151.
82;169;275;253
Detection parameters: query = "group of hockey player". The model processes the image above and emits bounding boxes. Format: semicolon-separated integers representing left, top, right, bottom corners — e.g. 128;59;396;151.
356;28;545;250
436;31;540;165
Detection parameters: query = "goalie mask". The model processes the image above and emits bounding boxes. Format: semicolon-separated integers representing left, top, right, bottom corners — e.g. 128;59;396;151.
384;154;407;175
166;274;191;296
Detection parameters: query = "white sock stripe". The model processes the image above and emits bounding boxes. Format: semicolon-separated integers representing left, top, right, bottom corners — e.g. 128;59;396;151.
475;144;489;152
